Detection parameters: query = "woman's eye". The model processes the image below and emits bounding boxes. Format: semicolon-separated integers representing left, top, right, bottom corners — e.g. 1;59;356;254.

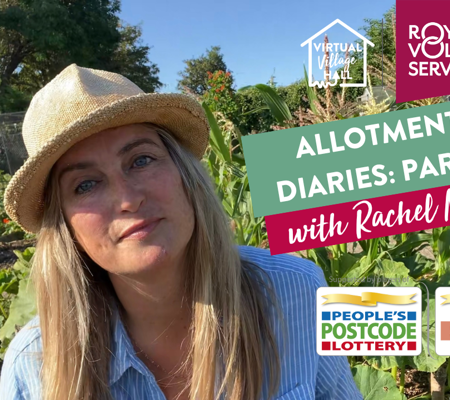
133;155;153;168
75;180;96;195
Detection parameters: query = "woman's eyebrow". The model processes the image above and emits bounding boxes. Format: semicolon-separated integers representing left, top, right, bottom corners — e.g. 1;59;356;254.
59;138;160;181
116;138;160;157
59;162;96;181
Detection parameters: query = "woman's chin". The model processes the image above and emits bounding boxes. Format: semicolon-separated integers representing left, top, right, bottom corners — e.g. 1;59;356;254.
119;245;170;273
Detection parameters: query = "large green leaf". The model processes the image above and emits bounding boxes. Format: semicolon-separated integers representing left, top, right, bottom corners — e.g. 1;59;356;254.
303;64;318;114
352;365;405;399
0;269;17;294
252;84;293;126
343;255;376;286
374;260;417;287
240;105;270;116
395;253;433;279
306;247;332;283
338;253;361;280
436;271;450;286
0;278;36;341
12;247;35;274
389;233;431;258
201;102;231;163
438;227;450;262
406;298;447;372
364;354;405;371
432;227;444;252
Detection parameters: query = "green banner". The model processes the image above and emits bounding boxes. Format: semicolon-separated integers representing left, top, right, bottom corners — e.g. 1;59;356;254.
241;103;450;217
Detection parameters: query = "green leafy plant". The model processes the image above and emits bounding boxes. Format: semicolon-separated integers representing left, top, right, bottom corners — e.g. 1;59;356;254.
0;247;36;359
352;364;406;399
202;102;267;248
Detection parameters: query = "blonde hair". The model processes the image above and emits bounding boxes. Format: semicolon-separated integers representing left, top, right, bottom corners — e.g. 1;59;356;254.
32;124;281;399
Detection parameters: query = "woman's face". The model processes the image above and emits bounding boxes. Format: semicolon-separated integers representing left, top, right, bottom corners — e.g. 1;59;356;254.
54;124;195;276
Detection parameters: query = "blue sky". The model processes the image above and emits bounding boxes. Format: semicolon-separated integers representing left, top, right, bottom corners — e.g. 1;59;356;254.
119;0;395;92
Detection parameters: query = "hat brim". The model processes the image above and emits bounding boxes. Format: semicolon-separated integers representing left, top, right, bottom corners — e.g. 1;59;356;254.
4;93;210;234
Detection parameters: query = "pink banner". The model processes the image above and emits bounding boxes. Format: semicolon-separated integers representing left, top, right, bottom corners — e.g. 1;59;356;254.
265;185;450;255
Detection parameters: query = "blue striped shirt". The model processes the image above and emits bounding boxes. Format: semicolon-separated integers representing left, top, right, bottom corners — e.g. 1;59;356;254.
0;246;362;399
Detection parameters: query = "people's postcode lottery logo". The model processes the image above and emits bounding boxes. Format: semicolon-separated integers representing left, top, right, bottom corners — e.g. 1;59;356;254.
316;287;422;356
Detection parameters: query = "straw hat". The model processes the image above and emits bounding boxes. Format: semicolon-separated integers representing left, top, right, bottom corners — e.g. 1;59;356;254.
4;64;210;234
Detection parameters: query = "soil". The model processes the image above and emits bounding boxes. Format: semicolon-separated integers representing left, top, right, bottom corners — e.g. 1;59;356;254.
401;367;430;398
0;238;36;269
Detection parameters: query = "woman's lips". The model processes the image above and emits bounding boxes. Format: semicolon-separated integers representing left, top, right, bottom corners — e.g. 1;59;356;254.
119;219;162;241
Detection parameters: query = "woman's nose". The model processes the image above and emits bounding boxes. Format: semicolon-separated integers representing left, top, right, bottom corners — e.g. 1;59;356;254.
111;176;145;213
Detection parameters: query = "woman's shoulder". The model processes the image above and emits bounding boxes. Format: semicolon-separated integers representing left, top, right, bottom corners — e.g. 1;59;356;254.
1;315;42;373
0;315;42;398
4;315;42;360
237;245;327;289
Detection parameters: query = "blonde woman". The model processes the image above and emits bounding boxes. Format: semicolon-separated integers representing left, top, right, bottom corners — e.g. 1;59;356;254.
0;65;362;400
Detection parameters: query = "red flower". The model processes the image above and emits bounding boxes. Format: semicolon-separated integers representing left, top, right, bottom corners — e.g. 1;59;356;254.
3;218;10;224
215;89;220;93
226;72;231;77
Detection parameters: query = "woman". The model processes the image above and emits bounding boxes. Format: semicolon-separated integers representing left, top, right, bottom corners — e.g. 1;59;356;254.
0;64;362;400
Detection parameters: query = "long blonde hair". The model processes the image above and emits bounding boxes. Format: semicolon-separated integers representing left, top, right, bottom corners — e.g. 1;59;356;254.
32;124;281;400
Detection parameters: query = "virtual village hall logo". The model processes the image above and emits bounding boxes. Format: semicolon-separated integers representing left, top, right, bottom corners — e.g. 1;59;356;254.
301;19;374;89
317;287;422;356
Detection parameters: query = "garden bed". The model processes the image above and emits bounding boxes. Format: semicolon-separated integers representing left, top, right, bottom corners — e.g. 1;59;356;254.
0;238;36;270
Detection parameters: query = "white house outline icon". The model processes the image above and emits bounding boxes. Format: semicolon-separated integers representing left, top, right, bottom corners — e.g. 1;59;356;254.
301;19;375;88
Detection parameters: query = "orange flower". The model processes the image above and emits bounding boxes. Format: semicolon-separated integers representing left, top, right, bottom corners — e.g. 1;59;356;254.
220;84;225;90
215;89;220;93
214;96;218;101
226;72;231;77
3;218;10;224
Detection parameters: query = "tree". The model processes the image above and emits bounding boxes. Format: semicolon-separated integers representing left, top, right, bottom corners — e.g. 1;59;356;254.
203;70;238;120
177;46;231;95
232;80;310;134
337;4;396;102
109;23;162;93
0;0;162;112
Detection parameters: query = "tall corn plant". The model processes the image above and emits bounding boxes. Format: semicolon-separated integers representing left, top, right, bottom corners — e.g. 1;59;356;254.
201;102;267;247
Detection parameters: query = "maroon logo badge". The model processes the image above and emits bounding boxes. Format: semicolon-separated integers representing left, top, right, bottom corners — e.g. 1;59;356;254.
397;0;450;102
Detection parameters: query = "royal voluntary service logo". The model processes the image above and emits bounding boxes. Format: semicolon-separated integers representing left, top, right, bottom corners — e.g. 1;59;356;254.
397;0;450;101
